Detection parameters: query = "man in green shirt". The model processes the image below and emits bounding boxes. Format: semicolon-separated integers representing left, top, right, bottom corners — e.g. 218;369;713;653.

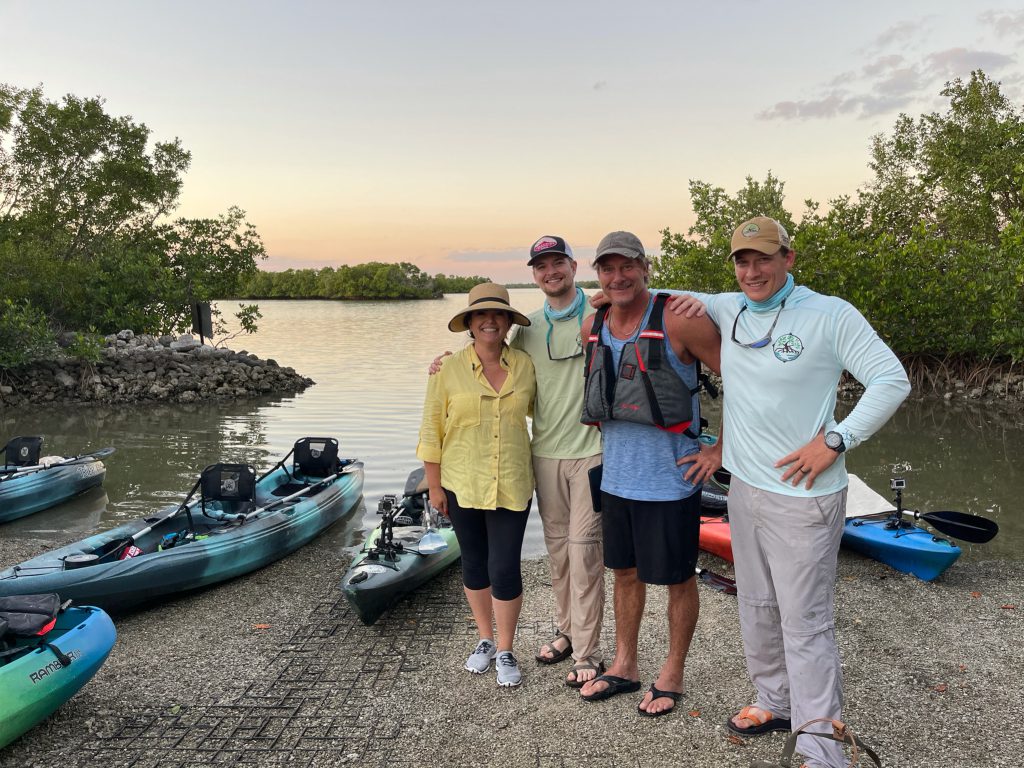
512;235;605;688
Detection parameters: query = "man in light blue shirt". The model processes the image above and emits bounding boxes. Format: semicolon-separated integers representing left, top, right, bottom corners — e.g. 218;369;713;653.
680;217;910;768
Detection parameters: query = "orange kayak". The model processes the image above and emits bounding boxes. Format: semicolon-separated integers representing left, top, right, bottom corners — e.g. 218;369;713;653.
698;515;734;562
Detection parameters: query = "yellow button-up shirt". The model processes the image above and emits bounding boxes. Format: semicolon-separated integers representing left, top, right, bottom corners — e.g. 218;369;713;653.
416;344;536;511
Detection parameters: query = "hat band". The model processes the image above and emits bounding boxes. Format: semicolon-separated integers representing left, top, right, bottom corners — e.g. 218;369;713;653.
469;296;510;307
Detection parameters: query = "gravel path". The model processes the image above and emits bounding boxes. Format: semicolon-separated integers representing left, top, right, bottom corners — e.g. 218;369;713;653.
1;521;1020;768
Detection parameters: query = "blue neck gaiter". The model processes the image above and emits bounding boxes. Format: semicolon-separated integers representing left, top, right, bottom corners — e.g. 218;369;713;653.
544;286;586;322
745;273;795;312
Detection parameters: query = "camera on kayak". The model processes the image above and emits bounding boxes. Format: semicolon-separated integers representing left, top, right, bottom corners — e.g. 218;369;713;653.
377;494;398;516
890;478;906;490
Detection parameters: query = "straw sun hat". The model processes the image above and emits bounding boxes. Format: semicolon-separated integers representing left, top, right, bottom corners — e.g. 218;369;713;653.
448;282;531;333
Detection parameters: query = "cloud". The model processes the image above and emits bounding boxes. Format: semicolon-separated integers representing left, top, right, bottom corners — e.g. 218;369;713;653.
979;9;1024;37
867;20;929;52
446;247;523;264
757;36;1015;122
757;88;916;121
593;81;609;91
924;47;1015;78
758;92;850;120
862;55;905;78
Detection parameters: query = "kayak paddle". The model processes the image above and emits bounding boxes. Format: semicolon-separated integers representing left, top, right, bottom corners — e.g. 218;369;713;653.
898;508;998;544
0;447;116;479
238;461;363;522
888;478;998;544
95;462;362;563
696;566;736;595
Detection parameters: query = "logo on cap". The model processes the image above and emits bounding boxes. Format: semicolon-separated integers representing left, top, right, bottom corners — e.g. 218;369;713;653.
741;223;761;238
533;237;559;253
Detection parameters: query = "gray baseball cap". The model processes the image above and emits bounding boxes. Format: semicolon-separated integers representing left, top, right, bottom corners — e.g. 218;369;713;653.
592;231;647;266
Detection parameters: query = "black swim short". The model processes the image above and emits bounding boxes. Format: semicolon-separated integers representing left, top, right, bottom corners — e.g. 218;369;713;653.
600;491;701;585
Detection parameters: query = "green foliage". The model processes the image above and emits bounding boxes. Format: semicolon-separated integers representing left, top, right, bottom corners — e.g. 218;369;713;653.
433;274;490;293
236;263;487;300
653;172;794;294
61;330;104;363
654;71;1024;362
0;83;266;345
0;299;57;367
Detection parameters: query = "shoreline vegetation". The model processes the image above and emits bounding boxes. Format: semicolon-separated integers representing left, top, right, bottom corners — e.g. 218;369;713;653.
1;73;1021;398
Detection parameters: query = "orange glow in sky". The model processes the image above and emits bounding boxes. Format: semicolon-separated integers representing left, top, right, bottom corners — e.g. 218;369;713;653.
3;1;1021;283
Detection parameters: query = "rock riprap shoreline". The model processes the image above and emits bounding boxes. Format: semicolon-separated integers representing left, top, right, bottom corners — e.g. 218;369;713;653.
0;331;313;407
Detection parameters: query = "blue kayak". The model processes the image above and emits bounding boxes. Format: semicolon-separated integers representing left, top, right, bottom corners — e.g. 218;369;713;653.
0;458;109;524
0;601;117;749
0;439;364;611
841;474;961;581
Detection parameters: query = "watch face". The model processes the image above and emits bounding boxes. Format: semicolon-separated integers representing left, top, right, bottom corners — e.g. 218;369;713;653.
825;432;843;449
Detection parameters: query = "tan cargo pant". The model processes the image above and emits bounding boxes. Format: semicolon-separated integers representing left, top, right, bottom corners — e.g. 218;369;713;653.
533;454;604;663
729;476;847;768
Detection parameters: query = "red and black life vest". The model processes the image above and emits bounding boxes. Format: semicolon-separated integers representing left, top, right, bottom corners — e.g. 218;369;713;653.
581;293;701;435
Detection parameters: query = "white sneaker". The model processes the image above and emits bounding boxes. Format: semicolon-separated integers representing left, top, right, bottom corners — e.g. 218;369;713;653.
464;639;497;674
495;651;522;687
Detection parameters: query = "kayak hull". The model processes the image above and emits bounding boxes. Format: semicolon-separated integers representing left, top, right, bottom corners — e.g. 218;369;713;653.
0;605;117;749
0;462;107;524
0;464;364;612
699;515;734;562
342;524;461;625
841;518;961;582
696;473;963;582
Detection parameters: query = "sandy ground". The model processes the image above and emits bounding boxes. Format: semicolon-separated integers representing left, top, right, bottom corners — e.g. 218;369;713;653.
1;515;1021;768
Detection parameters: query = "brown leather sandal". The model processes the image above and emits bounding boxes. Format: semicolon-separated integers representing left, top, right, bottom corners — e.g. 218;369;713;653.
535;630;572;664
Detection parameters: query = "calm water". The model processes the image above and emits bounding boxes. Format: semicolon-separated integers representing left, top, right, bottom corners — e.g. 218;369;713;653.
1;291;1021;565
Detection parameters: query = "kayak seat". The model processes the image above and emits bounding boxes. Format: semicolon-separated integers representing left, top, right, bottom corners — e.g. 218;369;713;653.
403;467;428;498
271;481;309;497
0;593;61;639
3;435;44;469
200;463;257;519
293;437;340;479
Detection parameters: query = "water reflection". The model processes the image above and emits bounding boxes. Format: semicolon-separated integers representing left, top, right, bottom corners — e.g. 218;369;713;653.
1;291;1020;567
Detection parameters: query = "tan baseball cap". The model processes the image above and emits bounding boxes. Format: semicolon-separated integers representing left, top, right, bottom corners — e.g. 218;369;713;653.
729;217;791;259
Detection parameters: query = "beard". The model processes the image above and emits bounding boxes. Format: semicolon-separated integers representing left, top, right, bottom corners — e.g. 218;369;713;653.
541;278;573;299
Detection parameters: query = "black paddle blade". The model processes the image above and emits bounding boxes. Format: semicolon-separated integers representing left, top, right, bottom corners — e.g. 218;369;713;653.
696;567;737;595
921;510;999;544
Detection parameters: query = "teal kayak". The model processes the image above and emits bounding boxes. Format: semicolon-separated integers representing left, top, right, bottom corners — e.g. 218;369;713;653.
342;469;461;625
0;442;113;524
0;439;364;612
0;599;116;749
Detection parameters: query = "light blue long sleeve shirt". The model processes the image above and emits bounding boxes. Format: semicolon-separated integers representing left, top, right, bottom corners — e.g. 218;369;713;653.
701;285;911;497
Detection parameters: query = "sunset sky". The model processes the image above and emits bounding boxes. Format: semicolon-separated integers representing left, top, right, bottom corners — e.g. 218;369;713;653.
2;1;1023;283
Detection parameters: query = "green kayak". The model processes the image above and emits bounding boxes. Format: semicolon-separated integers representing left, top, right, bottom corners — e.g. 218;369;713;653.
341;468;461;625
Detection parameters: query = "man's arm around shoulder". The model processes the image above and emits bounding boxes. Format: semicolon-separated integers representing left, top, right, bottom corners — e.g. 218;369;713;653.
664;309;721;375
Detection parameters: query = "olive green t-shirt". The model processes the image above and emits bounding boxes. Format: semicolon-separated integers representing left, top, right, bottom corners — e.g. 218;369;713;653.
511;303;602;460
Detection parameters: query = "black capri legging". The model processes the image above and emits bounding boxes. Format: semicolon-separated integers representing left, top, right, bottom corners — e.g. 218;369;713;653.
444;488;531;601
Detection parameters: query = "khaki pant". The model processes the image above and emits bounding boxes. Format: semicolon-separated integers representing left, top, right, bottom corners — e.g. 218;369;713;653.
729;476;847;768
533;454;604;663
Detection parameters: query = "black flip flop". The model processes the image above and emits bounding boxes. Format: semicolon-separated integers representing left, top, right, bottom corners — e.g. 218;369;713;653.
637;684;683;718
580;674;642;702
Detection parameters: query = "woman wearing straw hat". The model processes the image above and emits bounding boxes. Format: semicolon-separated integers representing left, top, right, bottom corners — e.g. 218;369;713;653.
417;282;537;687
